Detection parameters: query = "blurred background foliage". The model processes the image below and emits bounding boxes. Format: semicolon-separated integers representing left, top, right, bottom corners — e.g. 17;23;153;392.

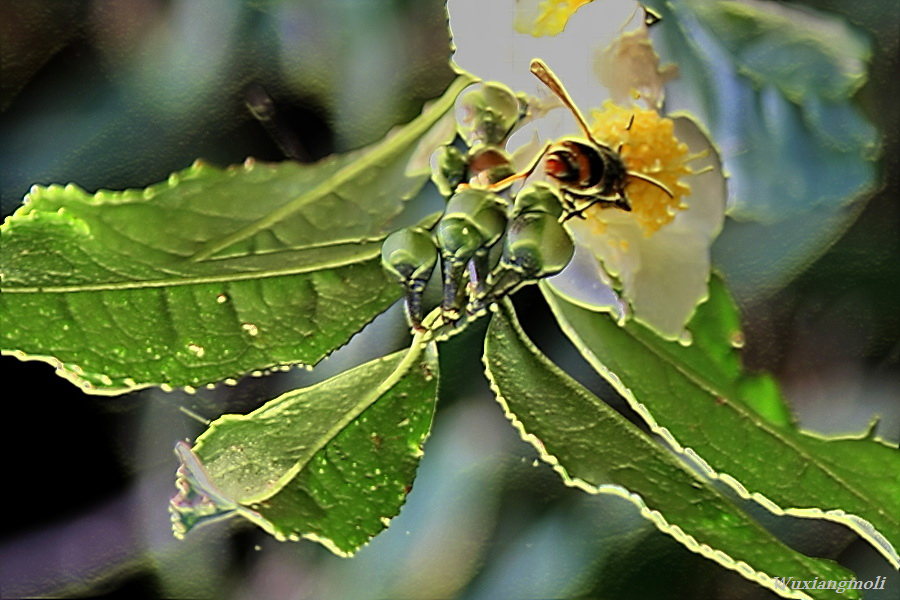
0;0;896;598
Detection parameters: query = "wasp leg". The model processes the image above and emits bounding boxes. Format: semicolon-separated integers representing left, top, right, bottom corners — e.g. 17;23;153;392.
561;192;631;222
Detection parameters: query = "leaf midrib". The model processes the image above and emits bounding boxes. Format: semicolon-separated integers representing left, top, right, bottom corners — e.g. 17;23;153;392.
233;324;438;505
1;243;383;293
541;283;896;533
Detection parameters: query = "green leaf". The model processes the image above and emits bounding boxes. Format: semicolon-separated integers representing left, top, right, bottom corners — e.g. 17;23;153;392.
484;299;859;600
541;279;900;569
0;74;474;393
172;340;439;555
649;0;877;219
689;0;868;102
643;0;880;298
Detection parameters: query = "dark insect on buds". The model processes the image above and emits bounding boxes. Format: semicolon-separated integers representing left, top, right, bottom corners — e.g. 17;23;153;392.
480;59;672;220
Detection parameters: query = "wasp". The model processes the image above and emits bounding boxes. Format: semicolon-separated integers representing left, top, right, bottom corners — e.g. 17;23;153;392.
489;58;673;220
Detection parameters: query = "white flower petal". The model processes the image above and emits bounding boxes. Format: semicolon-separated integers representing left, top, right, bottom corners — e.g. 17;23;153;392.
448;0;641;109
622;226;713;339
566;116;726;339
570;212;709;340
546;240;627;321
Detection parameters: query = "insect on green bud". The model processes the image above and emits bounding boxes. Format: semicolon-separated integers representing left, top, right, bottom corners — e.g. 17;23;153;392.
381;227;438;329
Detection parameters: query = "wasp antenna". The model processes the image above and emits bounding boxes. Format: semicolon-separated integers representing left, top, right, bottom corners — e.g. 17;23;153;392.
530;59;606;147
627;171;674;198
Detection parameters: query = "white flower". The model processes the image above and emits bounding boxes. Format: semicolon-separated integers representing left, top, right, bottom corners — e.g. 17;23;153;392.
448;0;726;340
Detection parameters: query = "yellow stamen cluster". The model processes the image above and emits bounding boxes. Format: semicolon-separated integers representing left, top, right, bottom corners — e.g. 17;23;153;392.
527;0;593;36
587;101;692;236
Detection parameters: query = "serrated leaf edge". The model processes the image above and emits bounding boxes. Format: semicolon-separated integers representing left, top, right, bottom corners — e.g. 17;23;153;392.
195;337;438;505
540;282;900;569
190;74;476;263
483;300;823;600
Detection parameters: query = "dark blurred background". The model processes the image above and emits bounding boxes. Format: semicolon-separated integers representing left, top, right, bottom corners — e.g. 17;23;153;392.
1;0;896;598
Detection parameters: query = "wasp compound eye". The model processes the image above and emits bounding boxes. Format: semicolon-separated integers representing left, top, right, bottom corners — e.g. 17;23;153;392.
457;82;521;146
502;212;574;279
436;189;507;317
511;182;564;220
431;145;467;198
381;227;438;329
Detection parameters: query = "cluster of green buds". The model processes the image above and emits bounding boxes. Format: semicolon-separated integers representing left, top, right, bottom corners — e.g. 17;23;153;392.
381;83;575;332
432;82;525;195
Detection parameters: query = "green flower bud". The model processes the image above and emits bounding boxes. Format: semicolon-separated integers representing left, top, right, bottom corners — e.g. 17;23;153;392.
511;182;564;220
502;213;574;279
436;189;507;262
431;145;467;197
381;227;438;283
466;145;515;187
381;227;438;330
436;189;507;318
457;82;522;146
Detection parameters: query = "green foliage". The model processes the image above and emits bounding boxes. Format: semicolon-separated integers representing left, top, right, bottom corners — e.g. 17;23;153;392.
1;1;895;597
172;342;438;555
484;298;859;599
0;75;472;392
541;277;900;568
642;0;881;299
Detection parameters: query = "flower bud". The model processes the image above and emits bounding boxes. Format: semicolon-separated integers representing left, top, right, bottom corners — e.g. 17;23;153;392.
466;145;516;187
430;145;467;197
456;82;522;146
436;189;507;262
511;182;564;220
381;227;438;283
502;212;574;279
381;227;438;330
436;188;507;317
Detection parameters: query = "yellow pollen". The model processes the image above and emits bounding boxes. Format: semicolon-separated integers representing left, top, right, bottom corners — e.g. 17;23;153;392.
526;0;593;36
586;101;693;236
